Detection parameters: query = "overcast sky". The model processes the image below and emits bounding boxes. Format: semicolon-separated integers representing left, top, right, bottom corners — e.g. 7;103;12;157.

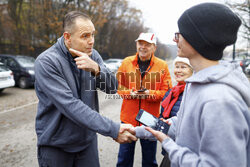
129;0;246;49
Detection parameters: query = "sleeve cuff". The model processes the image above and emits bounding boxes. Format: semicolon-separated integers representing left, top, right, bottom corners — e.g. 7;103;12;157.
110;121;120;139
135;126;157;141
162;137;176;153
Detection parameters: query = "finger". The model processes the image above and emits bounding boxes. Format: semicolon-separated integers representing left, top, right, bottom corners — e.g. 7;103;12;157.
127;133;137;141
145;127;158;136
119;124;125;133
160;118;171;125
160;118;166;122
122;131;137;141
75;59;87;65
145;127;168;142
77;64;86;69
166;120;172;125
121;124;134;132
165;119;172;125
126;127;136;135
75;54;89;61
69;48;87;57
75;57;86;62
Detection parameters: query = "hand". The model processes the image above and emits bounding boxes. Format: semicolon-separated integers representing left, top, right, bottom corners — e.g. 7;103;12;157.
115;124;137;144
130;89;137;99
130;87;149;99
69;48;100;75
160;118;172;125
145;127;169;143
135;125;157;141
135;89;149;99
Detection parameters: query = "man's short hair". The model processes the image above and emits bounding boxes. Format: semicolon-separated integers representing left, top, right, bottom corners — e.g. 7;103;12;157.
63;11;91;33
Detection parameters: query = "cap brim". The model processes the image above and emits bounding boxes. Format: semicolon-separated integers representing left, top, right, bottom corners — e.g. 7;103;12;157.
135;38;156;44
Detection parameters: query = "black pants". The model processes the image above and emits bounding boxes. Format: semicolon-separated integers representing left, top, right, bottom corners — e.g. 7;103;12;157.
37;136;99;167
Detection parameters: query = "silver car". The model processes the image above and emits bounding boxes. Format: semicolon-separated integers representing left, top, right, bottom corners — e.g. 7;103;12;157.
104;58;123;73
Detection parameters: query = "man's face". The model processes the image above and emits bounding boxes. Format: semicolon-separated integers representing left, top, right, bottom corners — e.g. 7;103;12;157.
65;18;95;56
136;40;156;61
175;34;199;59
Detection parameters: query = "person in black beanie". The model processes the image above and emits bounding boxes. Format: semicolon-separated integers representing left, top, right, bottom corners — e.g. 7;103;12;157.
177;2;241;61
135;2;250;167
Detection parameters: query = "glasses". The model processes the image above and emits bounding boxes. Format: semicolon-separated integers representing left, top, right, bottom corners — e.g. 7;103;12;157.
174;32;180;41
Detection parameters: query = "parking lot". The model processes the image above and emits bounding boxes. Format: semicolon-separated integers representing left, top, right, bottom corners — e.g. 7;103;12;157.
0;60;249;167
0;87;164;167
0;87;38;112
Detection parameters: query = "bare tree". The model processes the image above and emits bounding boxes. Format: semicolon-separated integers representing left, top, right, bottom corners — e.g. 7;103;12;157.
0;0;168;59
226;0;250;51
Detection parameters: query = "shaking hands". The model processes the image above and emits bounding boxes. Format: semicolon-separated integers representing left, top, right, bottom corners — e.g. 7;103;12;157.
115;124;137;144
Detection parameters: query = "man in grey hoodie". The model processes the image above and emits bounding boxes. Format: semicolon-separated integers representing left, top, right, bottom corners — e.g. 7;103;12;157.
136;3;250;167
35;11;136;167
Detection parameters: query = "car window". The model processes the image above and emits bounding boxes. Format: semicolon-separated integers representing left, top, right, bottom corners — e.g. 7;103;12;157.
0;64;8;72
16;57;35;68
7;58;18;68
0;57;7;65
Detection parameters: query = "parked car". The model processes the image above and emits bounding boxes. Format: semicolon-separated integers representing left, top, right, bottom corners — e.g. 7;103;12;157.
103;58;123;73
245;63;250;75
0;54;35;88
240;59;250;75
0;62;15;92
223;51;249;75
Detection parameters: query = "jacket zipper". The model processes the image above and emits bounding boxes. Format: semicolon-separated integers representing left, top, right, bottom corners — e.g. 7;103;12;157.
137;65;152;126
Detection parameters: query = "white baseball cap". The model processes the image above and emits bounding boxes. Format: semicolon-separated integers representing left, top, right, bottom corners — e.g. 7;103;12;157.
135;33;157;45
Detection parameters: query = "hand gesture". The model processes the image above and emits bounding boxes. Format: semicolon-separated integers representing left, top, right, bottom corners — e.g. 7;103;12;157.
160;118;172;125
145;127;169;143
69;48;100;75
115;124;137;144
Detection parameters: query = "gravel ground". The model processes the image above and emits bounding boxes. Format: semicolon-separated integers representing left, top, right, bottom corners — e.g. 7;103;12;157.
0;88;163;167
0;87;38;112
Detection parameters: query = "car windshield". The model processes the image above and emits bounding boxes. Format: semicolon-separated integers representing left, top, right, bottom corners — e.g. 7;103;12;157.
0;64;9;72
16;57;35;68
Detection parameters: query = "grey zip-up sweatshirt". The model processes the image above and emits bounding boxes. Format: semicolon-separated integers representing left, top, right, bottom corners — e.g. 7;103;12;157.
163;61;250;167
35;36;120;152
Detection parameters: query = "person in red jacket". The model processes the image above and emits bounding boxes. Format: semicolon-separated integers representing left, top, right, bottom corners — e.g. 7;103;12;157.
116;32;172;167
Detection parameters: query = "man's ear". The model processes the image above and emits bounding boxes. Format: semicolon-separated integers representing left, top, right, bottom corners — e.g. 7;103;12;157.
153;44;157;52
63;32;71;47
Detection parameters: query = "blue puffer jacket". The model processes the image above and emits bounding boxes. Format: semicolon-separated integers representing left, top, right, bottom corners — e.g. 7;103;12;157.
160;89;183;118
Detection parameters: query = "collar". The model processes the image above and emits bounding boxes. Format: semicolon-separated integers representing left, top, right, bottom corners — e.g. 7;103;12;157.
56;36;76;63
132;53;155;67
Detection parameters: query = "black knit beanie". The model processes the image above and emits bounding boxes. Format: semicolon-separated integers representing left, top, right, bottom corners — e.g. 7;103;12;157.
178;3;241;60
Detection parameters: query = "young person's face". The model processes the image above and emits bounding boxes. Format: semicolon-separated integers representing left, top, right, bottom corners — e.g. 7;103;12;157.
64;18;95;56
136;40;156;61
174;62;193;83
174;33;199;59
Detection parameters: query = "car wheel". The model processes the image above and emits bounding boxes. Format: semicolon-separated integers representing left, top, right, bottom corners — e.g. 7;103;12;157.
0;89;4;93
18;77;29;89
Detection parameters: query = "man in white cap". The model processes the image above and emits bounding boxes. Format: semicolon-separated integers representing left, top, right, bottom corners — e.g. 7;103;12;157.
116;33;172;167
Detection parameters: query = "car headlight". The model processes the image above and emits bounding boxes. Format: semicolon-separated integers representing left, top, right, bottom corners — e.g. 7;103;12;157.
28;70;35;75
